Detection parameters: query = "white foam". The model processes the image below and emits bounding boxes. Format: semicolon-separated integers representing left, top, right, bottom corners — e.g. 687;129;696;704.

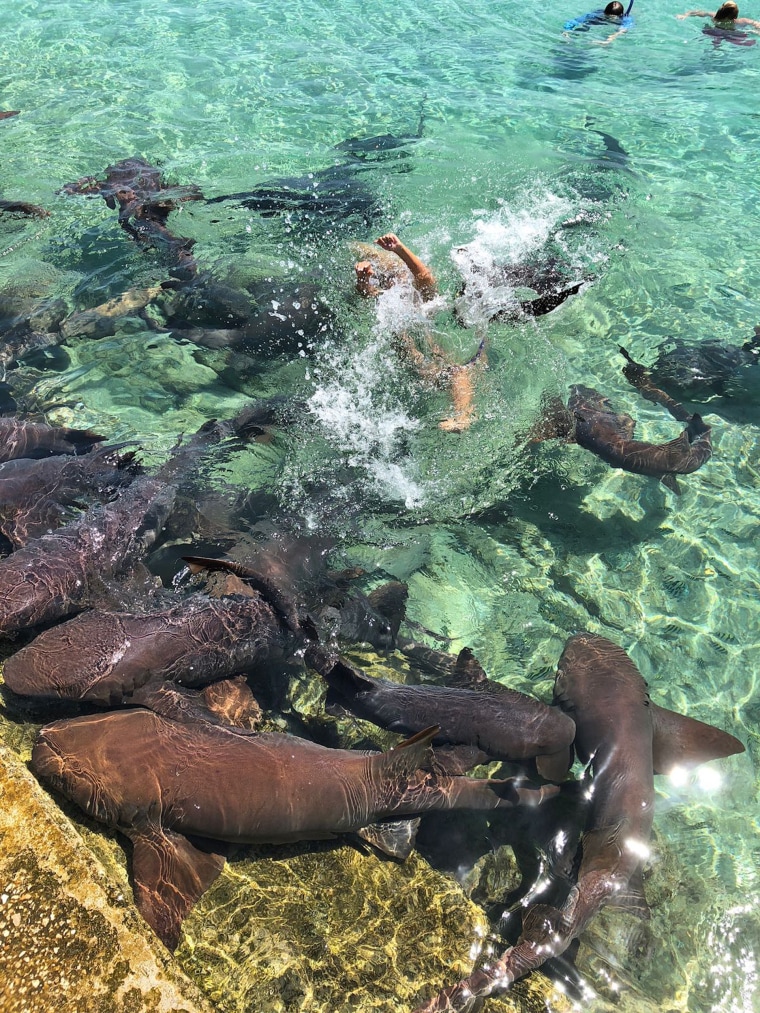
308;329;426;509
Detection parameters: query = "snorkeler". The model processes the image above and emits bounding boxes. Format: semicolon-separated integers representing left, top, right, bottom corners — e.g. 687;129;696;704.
355;233;438;302
677;1;760;27
354;234;485;433
563;0;634;44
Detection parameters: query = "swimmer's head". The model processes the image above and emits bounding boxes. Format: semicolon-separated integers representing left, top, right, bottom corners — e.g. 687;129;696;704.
604;1;625;15
714;1;739;17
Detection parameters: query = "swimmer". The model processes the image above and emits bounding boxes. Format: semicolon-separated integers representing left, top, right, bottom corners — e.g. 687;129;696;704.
563;1;634;44
677;1;760;27
355;233;437;301
354;234;484;432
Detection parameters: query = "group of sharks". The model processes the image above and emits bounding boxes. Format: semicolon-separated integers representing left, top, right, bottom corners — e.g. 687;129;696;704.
0;108;753;1009
0;400;745;1010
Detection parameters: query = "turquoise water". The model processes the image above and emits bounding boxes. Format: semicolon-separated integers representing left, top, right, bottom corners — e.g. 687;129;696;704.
2;0;759;1010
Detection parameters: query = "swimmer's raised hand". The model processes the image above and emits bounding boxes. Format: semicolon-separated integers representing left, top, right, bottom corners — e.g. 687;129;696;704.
375;233;403;253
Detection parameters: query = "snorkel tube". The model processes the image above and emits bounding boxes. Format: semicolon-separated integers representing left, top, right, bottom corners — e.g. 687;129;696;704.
625;0;634;13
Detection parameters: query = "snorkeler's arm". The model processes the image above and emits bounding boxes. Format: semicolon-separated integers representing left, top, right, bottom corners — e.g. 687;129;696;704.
375;233;438;301
593;26;628;42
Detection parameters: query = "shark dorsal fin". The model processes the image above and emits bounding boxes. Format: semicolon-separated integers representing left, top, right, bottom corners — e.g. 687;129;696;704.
448;647;489;688
650;703;744;775
374;725;439;780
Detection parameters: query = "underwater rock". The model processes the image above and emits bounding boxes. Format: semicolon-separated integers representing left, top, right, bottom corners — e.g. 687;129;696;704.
0;741;216;1013
176;842;570;1013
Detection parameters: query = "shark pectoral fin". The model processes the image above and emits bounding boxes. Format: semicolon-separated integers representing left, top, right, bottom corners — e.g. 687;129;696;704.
127;824;227;950
448;647;489;689
130;680;260;730
660;473;681;495
356;817;421;860
535;746;574;783
201;676;262;729
687;412;711;441
650;703;745;774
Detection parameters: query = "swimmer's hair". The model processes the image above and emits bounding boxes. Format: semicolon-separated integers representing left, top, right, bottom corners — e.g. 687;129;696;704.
714;0;738;16
604;1;625;14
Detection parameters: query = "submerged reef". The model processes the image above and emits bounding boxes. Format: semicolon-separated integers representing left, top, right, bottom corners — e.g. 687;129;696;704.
0;740;215;1013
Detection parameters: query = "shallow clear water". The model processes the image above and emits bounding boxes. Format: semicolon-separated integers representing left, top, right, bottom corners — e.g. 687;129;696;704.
2;0;759;1010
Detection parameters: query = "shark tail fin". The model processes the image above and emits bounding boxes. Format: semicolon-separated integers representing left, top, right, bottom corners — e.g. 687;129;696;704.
356;817;421;859
127;819;226;951
650;702;745;775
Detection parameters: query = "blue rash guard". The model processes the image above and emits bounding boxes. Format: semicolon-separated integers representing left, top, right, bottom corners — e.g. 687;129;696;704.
563;9;634;30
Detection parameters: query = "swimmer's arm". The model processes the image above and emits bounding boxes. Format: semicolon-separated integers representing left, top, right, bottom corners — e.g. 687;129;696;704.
375;233;438;301
676;9;713;17
592;26;628;43
736;15;760;26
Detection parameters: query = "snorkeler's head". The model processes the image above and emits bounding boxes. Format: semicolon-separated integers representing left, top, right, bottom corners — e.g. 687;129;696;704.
604;1;625;14
714;1;739;17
